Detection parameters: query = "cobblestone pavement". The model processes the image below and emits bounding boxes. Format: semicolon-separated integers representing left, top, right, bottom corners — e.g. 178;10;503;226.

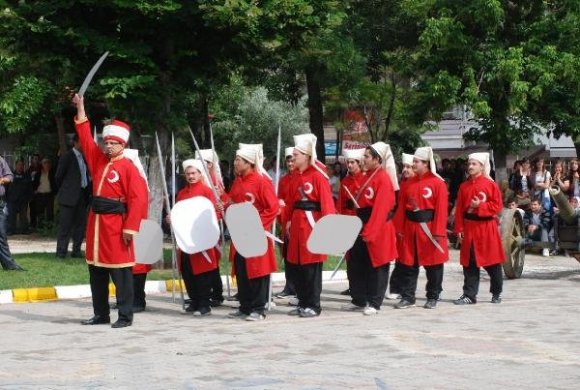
1;247;579;389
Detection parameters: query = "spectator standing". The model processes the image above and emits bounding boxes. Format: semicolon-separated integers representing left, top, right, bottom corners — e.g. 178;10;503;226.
27;153;41;229
566;159;579;198
531;158;551;210
55;134;91;258
6;160;33;235
0;156;25;271
32;158;56;227
551;160;569;193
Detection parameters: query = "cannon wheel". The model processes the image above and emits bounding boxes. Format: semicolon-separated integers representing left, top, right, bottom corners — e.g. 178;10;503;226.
500;208;526;279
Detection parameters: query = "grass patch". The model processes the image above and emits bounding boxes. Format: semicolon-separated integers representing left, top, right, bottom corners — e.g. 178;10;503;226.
1;248;344;290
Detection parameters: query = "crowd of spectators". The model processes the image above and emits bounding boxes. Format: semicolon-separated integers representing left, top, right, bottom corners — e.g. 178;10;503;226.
3;153;58;235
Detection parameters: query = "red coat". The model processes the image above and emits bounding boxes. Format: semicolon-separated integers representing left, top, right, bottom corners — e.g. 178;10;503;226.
175;182;220;275
284;165;336;265
337;171;364;216
394;171;448;266
277;170;297;229
454;175;505;267
395;178;412;256
227;171;279;279
75;119;148;268
357;168;398;267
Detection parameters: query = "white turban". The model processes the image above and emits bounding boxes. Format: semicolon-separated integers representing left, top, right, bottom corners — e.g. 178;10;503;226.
195;148;223;186
402;153;414;166
343;148;365;162
285;147;294;158
293;133;328;179
182;158;211;187
236;143;270;178
468;152;491;177
123;149;149;190
370;142;399;191
413;146;443;180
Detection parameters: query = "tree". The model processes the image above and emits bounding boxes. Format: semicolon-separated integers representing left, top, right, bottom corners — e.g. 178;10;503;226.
404;0;580;176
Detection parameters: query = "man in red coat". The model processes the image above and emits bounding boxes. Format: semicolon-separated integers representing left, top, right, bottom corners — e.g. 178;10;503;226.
195;148;226;306
275;147;298;299
227;144;279;321
170;158;221;316
387;153;416;300
393;146;448;309
342;142;399;315
73;94;149;328
453;152;505;305
336;148;365;297
284;133;336;318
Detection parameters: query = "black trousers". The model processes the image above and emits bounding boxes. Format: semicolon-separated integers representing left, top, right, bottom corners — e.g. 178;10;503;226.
292;261;323;314
210;267;224;301
56;198;87;256
32;193;54;226
398;260;444;303
388;261;403;294
234;253;269;315
88;265;133;322
462;246;503;302
181;253;214;310
281;258;297;295
280;238;296;295
349;236;390;309
133;273;147;309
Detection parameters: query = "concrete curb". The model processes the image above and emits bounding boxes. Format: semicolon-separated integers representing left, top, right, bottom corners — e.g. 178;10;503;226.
0;270;347;304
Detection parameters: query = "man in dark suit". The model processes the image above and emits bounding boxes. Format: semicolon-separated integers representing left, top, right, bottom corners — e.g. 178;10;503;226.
55;135;91;258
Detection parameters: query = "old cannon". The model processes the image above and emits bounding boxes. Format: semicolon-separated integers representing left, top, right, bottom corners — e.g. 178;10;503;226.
549;186;580;262
499;208;526;279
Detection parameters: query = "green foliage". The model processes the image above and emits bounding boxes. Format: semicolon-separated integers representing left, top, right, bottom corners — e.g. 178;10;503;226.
210;75;309;161
0;76;51;133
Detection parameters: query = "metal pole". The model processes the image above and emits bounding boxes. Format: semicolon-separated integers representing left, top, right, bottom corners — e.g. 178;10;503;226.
154;132;184;308
209;123;231;297
266;125;282;310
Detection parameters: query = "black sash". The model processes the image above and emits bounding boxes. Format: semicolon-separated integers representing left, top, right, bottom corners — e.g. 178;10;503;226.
406;209;434;223
357;207;395;224
294;201;321;212
345;199;355;210
464;213;494;221
91;196;127;214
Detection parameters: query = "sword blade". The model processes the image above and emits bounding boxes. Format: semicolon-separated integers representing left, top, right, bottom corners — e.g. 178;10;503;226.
78;51;109;97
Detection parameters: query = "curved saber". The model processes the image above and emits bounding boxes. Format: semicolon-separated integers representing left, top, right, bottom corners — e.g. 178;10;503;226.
79;51;109;97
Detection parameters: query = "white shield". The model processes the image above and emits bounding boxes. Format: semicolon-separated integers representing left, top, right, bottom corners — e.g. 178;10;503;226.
225;202;267;258
307;214;362;255
171;196;220;254
134;219;163;265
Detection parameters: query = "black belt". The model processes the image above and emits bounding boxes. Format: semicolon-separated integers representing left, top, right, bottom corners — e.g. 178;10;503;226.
464;213;494;221
294;201;321;212
91;196;127;214
357;207;395;224
406;209;434;223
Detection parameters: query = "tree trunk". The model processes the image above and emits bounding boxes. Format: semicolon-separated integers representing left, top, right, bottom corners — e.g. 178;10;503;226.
492;149;508;184
305;65;325;161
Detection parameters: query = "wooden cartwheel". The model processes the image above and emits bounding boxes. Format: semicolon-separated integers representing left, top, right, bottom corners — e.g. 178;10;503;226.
499;208;526;279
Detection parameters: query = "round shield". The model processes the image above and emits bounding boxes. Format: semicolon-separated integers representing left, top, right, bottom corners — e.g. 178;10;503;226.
171;196;220;254
134;219;163;265
225;203;267;258
307;214;362;255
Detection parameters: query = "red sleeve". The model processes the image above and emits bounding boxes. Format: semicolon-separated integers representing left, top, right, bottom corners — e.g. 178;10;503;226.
432;179;448;237
259;177;280;230
454;183;466;234
476;180;503;217
317;174;336;216
74;119;106;177
362;173;394;242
